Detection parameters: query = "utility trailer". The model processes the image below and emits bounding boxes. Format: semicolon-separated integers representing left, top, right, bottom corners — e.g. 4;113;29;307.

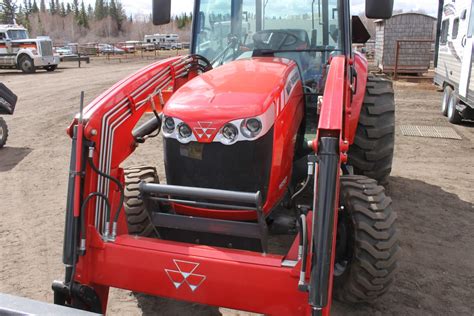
435;0;474;123
51;1;399;315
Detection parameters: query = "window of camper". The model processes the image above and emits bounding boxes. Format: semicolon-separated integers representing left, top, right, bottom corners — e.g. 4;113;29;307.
452;18;459;39
440;19;449;45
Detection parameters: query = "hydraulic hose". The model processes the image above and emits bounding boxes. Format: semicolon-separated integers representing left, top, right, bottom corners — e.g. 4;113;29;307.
80;192;111;245
87;156;124;237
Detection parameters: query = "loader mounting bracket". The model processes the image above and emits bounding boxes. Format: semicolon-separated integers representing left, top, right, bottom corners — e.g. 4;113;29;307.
52;280;102;314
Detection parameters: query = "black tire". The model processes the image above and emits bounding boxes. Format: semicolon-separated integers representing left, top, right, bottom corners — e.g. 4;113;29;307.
18;55;36;74
447;91;462;124
44;65;57;72
123;166;158;236
0;117;8;148
348;75;395;185
333;175;399;303
441;85;452;116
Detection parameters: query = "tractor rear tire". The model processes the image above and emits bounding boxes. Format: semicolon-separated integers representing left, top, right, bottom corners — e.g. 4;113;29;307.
348;75;395;185
123;166;158;236
333;175;399;303
0;117;8;148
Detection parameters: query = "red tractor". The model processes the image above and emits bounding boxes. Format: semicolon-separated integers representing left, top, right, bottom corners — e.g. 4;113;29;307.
52;0;398;315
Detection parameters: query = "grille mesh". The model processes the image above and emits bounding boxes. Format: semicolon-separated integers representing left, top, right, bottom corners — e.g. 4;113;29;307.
39;41;53;56
399;125;462;140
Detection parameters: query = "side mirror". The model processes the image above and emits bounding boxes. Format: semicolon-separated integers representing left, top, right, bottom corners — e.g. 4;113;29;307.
365;0;394;19
152;0;171;26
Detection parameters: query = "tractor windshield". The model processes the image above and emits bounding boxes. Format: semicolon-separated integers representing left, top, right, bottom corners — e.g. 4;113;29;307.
193;0;343;93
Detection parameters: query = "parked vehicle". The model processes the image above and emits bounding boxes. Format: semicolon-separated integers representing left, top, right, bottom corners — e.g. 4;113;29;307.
0;24;60;73
52;0;398;315
144;33;182;50
55;46;74;56
435;0;474;123
0;83;17;148
98;44;125;55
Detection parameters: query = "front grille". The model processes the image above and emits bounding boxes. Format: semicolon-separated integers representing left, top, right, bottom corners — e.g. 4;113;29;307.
164;128;274;201
39;41;53;56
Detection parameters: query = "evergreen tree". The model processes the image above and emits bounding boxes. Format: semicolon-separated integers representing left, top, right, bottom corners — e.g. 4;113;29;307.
55;0;59;14
59;1;66;16
65;2;71;15
39;0;46;12
87;3;93;19
31;0;38;12
72;0;79;18
78;0;88;27
94;0;104;20
109;0;124;31
48;0;55;14
0;0;18;24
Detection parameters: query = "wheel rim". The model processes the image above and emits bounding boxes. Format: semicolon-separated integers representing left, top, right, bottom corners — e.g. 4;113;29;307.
448;94;455;119
22;59;33;71
442;88;450;113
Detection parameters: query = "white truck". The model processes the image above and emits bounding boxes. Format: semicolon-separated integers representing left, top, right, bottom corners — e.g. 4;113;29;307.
435;0;474;123
0;24;60;74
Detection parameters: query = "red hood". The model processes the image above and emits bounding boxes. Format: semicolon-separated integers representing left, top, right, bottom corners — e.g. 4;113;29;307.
164;57;297;123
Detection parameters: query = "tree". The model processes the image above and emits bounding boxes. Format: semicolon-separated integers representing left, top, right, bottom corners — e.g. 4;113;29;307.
0;0;18;24
31;0;39;12
65;2;71;15
109;0;124;32
48;0;55;14
59;1;66;16
72;0;79;18
78;0;88;27
39;0;46;12
87;3;93;19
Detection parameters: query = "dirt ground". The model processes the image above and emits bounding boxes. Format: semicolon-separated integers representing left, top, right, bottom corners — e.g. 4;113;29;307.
0;59;473;316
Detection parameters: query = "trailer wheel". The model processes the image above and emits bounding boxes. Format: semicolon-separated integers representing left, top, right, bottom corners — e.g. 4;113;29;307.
441;85;452;116
123;166;158;236
18;55;36;74
447;92;462;124
0;117;8;148
333;175;399;303
348;75;395;185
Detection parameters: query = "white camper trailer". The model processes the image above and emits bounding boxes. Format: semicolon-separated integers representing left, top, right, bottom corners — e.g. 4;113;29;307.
435;0;474;123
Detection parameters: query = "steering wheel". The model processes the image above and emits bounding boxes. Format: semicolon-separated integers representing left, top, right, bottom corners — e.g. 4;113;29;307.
253;30;304;51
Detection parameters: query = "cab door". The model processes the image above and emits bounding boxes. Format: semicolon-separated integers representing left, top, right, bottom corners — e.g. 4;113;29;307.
459;1;474;98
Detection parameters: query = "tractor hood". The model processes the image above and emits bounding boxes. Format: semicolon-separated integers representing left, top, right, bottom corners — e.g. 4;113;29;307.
163;57;299;143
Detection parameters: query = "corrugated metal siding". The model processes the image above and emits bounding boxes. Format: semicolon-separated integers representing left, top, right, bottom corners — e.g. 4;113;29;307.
375;23;384;69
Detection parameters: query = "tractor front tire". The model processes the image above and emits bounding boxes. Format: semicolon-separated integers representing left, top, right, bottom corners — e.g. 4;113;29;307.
333;175;399;303
0;117;8;148
348;75;395;185
123;166;158;236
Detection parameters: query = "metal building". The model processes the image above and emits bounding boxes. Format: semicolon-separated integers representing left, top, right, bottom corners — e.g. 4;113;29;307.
375;13;437;74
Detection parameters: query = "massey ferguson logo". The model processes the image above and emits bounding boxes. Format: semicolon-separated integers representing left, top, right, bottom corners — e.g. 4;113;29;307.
193;121;216;139
165;259;206;292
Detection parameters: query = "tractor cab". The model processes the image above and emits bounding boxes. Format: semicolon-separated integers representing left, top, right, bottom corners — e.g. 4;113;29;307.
193;0;343;98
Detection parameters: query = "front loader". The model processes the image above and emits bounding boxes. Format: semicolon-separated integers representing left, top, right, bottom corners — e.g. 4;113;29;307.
53;0;398;315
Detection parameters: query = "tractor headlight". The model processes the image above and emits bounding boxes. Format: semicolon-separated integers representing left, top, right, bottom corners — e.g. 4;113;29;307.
221;123;239;144
163;116;175;134
178;123;192;139
241;118;262;138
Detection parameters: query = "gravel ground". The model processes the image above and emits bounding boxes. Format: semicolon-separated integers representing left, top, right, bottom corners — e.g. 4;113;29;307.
0;59;473;315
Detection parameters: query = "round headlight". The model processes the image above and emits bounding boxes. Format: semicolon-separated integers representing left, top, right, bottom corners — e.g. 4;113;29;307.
163;117;175;133
178;123;192;139
241;118;262;138
222;124;238;143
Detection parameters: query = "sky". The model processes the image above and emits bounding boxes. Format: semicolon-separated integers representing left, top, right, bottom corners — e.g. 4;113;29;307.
106;0;440;19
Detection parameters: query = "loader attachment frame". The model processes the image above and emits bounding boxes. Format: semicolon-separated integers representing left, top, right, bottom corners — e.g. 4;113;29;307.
53;54;351;316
